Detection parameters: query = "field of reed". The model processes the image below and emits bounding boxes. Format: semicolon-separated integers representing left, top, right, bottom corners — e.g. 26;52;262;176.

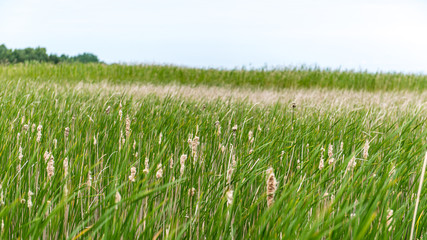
2;63;427;91
0;64;426;239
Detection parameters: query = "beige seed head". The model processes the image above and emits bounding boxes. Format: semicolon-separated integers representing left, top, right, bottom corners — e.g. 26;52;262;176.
27;190;34;209
328;144;333;158
387;209;393;231
22;124;29;133
188;187;196;197
0;188;4;206
47;154;55;180
363;139;370;159
129;167;137;182
347;155;357;171
87;171;92;188
180;154;187;176
266;167;278;207
115;191;121;209
248;130;254;143
64;127;70;139
63;157;69;177
18;146;23;161
156;164;163;179
143;157;149;174
319;157;324;170
226;189;233;206
125;115;131;138
36;124;42;143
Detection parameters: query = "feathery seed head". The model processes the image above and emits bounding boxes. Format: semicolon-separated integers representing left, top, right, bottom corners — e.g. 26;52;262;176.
18;146;23;161
266;167;278;207
328;144;333;158
87;171;92;188
143;157;149;174
64;127;70;139
47;154;55;181
115;191;121;209
125;115;131;138
188;187;196;197
129;167;137;182
27;190;34;209
180;154;187;176
22;124;29;133
63;157;69;177
387;209;393;231
36;124;43;143
226;189;233;206
44;151;50;163
363;139;370;159
156;163;163;179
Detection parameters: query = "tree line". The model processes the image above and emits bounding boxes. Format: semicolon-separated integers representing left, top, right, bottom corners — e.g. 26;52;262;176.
0;44;100;64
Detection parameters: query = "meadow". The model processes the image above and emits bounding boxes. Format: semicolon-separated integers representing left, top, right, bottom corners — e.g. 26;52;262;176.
0;63;426;239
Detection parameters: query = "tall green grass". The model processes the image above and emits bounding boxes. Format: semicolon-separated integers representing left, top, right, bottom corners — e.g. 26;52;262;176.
0;76;425;239
1;63;427;91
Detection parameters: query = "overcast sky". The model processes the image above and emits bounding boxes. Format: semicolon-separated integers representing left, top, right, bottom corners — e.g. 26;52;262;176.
1;0;427;73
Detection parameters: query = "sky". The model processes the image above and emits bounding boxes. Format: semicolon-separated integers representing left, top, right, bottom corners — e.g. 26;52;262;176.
1;0;427;73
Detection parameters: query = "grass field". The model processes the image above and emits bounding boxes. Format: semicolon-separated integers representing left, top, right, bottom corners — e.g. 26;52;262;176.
0;63;426;239
2;63;427;91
